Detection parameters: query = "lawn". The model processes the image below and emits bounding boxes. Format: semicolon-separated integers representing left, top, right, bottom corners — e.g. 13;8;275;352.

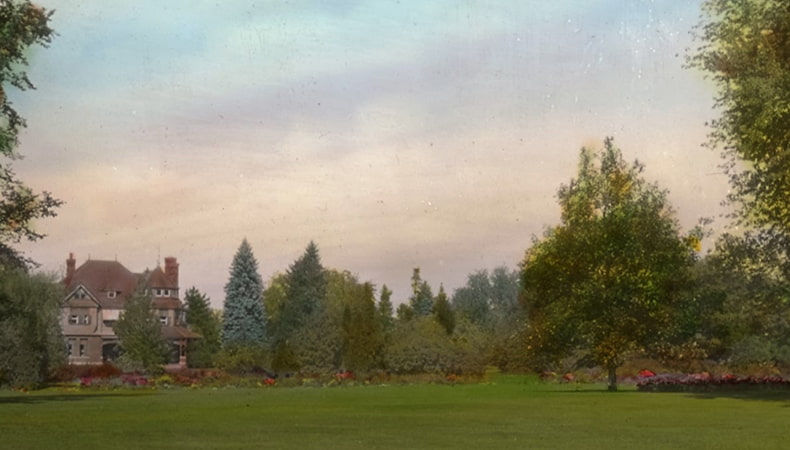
1;375;788;449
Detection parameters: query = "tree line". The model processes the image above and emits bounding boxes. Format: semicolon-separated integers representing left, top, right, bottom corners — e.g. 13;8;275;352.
3;0;790;389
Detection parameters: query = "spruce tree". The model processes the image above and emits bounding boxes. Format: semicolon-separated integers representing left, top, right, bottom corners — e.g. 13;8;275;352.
281;241;327;335
222;239;267;348
409;268;434;316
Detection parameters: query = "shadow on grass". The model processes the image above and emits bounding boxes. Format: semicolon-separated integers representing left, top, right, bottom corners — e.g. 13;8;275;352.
0;392;154;405
684;390;790;405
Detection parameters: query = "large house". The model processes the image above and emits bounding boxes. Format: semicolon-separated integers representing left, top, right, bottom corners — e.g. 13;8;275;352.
61;253;199;367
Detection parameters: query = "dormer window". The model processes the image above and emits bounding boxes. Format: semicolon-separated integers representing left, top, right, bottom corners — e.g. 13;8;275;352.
156;289;163;297
69;315;79;325
107;291;116;299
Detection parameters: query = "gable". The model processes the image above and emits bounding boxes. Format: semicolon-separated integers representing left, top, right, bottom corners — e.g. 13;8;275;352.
63;285;100;308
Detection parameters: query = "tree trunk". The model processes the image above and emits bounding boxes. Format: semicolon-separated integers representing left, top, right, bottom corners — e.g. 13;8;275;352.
607;365;618;392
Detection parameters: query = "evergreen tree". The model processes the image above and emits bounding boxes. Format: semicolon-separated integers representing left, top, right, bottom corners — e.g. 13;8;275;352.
377;284;395;332
432;284;455;335
222;239;267;348
184;287;221;368
409;268;434;316
114;287;168;374
280;241;327;336
271;241;327;370
341;282;381;372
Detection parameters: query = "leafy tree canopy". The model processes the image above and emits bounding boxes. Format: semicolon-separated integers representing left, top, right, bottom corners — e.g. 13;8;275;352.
0;1;60;268
114;287;168;374
688;0;790;232
521;138;698;391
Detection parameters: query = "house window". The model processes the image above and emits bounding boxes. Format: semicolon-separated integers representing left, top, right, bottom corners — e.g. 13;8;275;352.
79;340;86;357
83;314;90;325
69;315;79;325
67;340;74;356
107;291;116;299
156;289;163;297
159;315;170;326
163;289;169;297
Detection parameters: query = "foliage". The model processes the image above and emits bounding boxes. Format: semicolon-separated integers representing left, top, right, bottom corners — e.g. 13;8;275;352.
0;0;61;268
270;241;327;367
520;138;697;390
431;284;455;335
341;282;382;372
452;266;521;330
0;269;64;388
408;267;433;316
215;345;270;374
383;317;459;374
637;372;790;392
377;284;394;332
114;287;168;374
184;287;221;368
688;0;790;232
222;238;267;348
688;230;790;367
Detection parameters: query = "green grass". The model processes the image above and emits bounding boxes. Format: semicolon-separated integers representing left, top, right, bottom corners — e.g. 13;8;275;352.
1;375;789;449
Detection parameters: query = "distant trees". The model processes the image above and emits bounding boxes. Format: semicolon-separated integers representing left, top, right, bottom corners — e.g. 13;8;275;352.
184;287;221;368
520;139;697;391
222;239;267;348
0;1;61;268
0;270;64;388
114;287;168;374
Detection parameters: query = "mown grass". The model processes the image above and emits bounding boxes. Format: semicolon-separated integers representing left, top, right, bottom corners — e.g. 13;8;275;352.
1;374;788;449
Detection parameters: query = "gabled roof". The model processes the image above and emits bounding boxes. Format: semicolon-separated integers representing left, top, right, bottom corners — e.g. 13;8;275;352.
66;260;140;308
63;284;101;307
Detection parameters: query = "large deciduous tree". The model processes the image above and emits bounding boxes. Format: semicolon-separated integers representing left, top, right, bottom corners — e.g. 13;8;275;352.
222;239;267;348
688;0;790;232
521;139;697;391
0;269;64;388
0;1;60;268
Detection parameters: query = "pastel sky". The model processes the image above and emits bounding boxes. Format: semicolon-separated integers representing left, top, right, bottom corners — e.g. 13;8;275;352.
13;0;729;308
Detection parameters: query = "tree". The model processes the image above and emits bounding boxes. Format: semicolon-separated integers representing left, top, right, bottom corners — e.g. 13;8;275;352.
520;139;697;391
222;239;267;348
0;269;64;388
0;1;60;268
432;284;455;335
688;0;790;232
341;282;381;372
409;268;433;316
114;287;168;374
184;287;221;368
377;284;394;332
452;270;494;328
270;242;327;371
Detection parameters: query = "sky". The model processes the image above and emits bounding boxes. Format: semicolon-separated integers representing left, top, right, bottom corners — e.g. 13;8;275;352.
12;0;730;308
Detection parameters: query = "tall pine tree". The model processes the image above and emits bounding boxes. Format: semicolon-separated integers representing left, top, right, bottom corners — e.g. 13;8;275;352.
222;239;267;348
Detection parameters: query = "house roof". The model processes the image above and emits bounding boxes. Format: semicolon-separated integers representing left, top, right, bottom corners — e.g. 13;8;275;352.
147;266;178;289
66;260;140;307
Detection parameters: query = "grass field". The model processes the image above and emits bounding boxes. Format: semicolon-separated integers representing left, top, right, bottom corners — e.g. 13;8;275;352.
1;375;789;449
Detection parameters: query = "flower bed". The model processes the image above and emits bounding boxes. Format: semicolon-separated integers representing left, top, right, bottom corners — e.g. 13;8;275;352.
637;373;790;392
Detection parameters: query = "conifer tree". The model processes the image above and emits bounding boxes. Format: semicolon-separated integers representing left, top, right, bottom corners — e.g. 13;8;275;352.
432;284;455;335
377;284;395;332
222;239;266;347
409;268;434;316
280;241;327;335
184;287;221;367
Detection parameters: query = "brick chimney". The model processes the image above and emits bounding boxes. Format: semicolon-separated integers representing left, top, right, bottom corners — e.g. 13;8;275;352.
164;256;179;287
65;253;76;286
